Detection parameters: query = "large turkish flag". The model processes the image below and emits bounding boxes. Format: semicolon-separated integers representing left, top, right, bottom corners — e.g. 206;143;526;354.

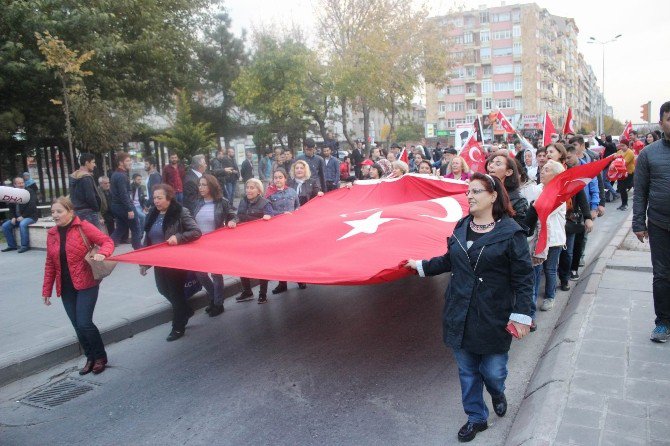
111;175;469;285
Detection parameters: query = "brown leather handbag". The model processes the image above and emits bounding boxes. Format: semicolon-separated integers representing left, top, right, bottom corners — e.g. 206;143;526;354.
77;226;117;280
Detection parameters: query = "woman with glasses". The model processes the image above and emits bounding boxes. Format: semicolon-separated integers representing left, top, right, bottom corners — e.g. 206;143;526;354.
405;172;533;443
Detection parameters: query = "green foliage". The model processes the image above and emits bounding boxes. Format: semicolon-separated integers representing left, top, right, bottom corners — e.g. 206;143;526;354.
192;11;248;145
1;0;215;147
233;31;314;145
155;91;216;158
395;123;424;143
71;92;142;153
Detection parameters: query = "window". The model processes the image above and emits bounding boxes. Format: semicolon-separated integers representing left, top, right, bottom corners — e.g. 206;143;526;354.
494;81;514;92
492;64;513;74
482;79;492;94
465;114;478;123
438;103;447;113
466;66;476;78
482;65;492;76
447;102;465;112
466;83;477;94
493;30;512;40
463;32;473;44
492;12;510;22
514;99;523;110
514;76;523;91
453;67;465;78
480;30;490;43
447;118;467;127
480;47;491;61
513;43;522;56
513;25;521;37
514;63;522;74
496;98;513;109
480;11;489;23
484;97;493;110
467;100;477;110
437;87;447;98
512;9;521;22
493;47;513;57
447;85;465;94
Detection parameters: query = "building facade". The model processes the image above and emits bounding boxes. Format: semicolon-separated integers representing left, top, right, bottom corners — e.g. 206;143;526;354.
426;3;604;143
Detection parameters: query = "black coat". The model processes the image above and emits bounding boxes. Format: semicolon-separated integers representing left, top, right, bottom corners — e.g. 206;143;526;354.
10;188;39;221
287;178;321;206
143;200;201;247
508;188;529;231
237;196;273;223
192;197;237;229
182;169;201;214
421;216;533;355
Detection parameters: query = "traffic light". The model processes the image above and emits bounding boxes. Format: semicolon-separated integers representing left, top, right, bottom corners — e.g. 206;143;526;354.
640;101;651;122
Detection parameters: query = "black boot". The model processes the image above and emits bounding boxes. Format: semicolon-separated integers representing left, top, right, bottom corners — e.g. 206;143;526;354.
457;421;488;442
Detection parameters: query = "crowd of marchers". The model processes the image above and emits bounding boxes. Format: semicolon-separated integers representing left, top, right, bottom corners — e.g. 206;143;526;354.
3;102;669;444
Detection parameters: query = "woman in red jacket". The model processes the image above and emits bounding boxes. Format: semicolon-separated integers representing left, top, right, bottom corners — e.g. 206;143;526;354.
42;197;114;375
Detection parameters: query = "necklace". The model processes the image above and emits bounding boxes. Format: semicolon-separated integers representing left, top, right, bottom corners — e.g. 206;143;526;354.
470;220;496;231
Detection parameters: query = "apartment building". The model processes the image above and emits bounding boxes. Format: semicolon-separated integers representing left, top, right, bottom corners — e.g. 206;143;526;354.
426;3;604;142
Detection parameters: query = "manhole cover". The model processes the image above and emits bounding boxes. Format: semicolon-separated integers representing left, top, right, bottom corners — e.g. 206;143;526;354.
20;378;99;409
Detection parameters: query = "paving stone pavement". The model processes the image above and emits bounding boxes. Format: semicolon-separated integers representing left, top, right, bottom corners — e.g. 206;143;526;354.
554;235;670;446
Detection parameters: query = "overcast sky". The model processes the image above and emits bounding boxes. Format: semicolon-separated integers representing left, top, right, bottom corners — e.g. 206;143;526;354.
224;0;670;123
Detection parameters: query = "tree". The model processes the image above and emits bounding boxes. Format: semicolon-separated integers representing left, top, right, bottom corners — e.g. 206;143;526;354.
233;31;314;149
155;90;216;158
193;11;247;148
395;123;424;143
1;0;216;152
35;31;94;170
317;0;453;151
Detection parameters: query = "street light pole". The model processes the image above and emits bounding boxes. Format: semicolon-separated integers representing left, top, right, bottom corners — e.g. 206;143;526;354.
588;34;622;135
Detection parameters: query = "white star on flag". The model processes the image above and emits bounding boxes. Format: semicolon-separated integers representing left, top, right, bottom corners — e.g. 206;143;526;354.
337;211;398;241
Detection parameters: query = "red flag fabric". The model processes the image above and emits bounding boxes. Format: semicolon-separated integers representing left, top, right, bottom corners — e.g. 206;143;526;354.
399;147;409;164
543;111;556;147
533;155;614;255
459;133;487;173
620;121;632;141
607;157;628;181
562;107;575;135
497;111;516;134
111;175;469;285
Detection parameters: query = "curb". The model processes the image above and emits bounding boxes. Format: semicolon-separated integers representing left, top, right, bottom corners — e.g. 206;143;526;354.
0;278;248;388
504;218;632;446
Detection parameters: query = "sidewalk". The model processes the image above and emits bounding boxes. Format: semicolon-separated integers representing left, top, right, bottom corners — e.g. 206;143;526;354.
0;244;245;386
507;218;670;446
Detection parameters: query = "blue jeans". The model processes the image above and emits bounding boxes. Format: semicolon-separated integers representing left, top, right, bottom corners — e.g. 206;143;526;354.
61;284;106;360
2;217;35;248
532;246;562;315
75;209;101;229
452;348;508;423
224;182;235;204
558;232;576;285
195;272;224;305
110;204;142;249
134;204;146;231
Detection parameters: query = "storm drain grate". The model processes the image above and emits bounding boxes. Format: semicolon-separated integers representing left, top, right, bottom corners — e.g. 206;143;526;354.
20;378;99;409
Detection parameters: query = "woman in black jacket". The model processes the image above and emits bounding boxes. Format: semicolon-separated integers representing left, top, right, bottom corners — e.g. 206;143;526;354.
406;172;533;443
487;152;528;230
141;183;202;341
192;174;237;317
235;179;274;304
288;160;323;206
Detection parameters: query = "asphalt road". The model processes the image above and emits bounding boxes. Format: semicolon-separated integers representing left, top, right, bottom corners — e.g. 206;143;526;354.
0;207;631;446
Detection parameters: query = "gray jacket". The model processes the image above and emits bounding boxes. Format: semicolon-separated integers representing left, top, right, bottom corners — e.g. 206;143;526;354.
633;137;670;232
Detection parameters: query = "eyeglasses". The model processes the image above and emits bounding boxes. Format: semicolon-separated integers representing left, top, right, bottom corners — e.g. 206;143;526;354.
465;189;486;196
